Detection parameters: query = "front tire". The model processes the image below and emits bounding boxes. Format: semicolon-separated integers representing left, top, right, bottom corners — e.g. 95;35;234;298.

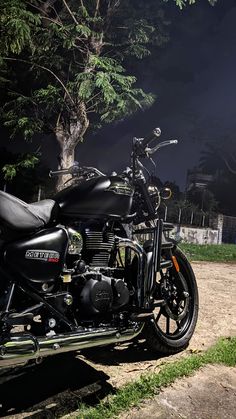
144;246;199;355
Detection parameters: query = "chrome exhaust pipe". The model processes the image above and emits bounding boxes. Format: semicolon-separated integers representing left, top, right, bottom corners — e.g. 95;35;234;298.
0;323;143;368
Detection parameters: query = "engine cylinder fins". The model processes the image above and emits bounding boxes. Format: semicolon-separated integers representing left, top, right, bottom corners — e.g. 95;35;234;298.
85;231;115;250
84;230;115;267
90;252;110;267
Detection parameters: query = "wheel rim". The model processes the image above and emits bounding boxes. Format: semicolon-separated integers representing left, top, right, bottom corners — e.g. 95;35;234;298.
153;265;195;340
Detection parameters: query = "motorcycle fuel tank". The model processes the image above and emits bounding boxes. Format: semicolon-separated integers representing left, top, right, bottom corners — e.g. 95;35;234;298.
54;176;134;220
4;227;68;283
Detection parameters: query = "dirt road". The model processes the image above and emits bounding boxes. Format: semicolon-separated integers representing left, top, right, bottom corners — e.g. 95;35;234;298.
0;262;235;418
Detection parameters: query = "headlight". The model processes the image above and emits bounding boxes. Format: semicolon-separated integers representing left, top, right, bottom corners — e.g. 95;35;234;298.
67;228;83;255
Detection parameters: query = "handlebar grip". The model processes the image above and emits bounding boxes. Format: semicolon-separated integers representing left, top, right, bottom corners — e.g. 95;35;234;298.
141;127;161;148
49;169;70;178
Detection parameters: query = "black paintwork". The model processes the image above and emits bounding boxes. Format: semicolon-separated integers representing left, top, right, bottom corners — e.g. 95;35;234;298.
54;176;133;220
4;227;68;283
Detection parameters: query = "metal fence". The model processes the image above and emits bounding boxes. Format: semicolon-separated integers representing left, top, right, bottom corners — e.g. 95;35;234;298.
158;203;211;228
222;215;236;244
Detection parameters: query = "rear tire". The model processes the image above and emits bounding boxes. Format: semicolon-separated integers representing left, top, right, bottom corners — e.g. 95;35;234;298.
144;246;199;355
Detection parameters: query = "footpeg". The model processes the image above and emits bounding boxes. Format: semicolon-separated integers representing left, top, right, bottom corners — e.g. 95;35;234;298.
131;312;154;322
5;312;34;326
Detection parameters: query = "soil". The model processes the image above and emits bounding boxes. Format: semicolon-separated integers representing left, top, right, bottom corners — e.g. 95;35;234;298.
0;262;235;418
121;365;236;419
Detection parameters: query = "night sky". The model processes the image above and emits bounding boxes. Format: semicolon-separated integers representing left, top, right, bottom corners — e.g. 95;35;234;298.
2;0;236;190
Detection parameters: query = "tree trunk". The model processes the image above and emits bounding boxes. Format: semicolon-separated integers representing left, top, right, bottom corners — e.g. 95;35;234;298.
55;104;89;192
56;142;75;191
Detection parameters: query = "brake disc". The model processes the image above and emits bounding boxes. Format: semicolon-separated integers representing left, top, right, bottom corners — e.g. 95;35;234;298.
160;271;190;321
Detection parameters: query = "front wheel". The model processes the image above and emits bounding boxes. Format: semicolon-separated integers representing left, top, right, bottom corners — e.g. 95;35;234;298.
144;246;199;355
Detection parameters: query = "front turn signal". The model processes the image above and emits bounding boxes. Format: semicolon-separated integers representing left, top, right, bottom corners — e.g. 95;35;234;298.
172;255;180;272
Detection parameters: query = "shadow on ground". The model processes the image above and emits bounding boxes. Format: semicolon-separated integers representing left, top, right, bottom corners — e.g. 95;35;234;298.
81;339;164;365
0;340;162;418
0;353;112;418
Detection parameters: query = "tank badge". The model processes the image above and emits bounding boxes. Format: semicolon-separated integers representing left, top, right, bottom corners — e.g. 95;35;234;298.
107;182;133;196
25;250;60;263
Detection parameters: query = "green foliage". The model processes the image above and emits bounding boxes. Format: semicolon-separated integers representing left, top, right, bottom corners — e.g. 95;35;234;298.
0;0;40;55
2;153;39;180
173;0;217;9
0;0;218;149
0;0;165;143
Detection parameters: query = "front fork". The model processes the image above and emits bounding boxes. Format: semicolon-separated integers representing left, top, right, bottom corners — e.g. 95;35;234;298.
133;220;177;309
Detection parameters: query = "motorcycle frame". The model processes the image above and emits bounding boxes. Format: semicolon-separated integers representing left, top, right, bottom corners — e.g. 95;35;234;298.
0;138;175;330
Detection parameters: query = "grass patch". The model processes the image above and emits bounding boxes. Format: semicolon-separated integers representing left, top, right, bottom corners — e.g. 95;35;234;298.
75;337;236;418
179;243;236;262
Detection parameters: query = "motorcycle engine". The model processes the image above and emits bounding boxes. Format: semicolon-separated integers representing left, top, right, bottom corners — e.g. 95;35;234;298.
66;225;130;317
77;273;129;316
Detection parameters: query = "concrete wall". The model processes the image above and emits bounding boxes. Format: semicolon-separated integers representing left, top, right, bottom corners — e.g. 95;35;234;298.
169;225;221;245
136;214;224;245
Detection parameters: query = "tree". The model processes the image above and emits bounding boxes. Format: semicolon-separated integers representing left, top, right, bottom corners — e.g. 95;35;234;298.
0;147;50;201
200;138;236;176
0;0;217;191
187;186;218;212
199;139;236;215
0;0;167;189
172;0;217;8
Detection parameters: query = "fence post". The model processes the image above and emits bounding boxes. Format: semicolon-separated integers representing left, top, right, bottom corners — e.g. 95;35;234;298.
202;214;205;227
178;207;182;224
209;213;223;244
190;211;194;225
37;185;42;202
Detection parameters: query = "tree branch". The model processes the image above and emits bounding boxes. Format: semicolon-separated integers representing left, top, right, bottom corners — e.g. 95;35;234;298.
62;0;79;25
94;0;100;18
26;3;63;27
40;0;58;14
222;156;236;175
2;57;75;106
105;0;121;33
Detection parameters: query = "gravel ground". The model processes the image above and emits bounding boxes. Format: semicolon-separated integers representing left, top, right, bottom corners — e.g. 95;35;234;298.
0;261;235;418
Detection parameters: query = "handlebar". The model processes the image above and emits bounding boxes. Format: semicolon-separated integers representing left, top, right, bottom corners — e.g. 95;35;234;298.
49;165;79;178
133;127;178;158
133;127;161;156
49;126;178;184
49;169;69;177
141;127;162;148
145;139;178;155
49;164;106;179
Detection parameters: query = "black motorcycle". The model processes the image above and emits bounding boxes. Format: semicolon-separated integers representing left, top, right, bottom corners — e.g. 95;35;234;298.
0;128;198;383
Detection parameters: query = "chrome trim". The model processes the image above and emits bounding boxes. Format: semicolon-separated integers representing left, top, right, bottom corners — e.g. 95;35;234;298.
115;237;148;308
0;323;143;369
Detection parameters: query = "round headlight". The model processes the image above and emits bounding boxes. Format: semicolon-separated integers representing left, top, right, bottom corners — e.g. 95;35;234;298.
67;228;83;255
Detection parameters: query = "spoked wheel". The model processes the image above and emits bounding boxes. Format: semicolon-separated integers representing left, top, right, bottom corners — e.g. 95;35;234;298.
144;246;199;355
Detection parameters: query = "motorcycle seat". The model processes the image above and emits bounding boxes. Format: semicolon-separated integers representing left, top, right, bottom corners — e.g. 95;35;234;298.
0;191;58;232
